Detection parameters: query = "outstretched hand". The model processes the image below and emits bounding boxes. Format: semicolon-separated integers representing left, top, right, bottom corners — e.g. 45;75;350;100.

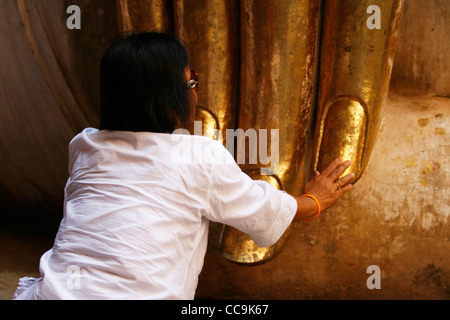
294;158;354;221
305;158;354;210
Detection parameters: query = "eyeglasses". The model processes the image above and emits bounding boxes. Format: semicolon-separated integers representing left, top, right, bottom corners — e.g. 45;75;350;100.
185;70;198;90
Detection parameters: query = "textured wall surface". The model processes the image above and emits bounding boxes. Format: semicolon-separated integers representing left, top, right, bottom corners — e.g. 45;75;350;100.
197;93;449;299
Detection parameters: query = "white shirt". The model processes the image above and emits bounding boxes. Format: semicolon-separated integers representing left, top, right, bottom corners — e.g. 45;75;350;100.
15;128;297;300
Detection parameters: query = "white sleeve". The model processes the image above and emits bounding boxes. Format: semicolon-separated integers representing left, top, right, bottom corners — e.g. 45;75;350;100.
204;142;297;247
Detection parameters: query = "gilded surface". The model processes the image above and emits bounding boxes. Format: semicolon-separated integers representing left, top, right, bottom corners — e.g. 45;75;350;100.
313;0;405;180
220;0;321;264
115;0;404;265
173;0;240;145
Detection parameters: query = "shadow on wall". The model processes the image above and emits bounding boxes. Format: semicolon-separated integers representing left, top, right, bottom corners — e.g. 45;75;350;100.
0;0;119;227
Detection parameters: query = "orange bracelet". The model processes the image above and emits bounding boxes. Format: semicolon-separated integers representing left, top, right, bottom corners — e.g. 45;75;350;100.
301;194;321;222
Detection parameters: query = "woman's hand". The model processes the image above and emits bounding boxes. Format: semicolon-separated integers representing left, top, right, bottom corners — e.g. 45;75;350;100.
293;158;354;221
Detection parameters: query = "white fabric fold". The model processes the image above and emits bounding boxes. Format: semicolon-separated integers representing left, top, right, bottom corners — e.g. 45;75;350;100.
14;128;296;300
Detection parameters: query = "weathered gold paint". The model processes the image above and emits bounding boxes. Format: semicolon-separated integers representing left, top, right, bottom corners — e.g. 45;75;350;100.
219;0;322;264
313;0;405;181
115;0;405;265
116;0;239;142
116;0;172;33
173;0;240;144
316;96;368;180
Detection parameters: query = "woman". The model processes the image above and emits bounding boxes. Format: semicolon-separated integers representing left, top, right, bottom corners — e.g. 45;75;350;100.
14;32;353;300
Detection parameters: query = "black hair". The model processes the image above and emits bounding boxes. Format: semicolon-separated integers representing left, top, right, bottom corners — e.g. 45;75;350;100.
100;32;193;133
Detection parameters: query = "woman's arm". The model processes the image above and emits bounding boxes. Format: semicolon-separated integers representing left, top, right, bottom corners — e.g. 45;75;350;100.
293;158;354;222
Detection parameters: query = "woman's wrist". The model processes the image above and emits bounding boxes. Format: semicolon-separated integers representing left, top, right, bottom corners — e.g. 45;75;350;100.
293;195;320;222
